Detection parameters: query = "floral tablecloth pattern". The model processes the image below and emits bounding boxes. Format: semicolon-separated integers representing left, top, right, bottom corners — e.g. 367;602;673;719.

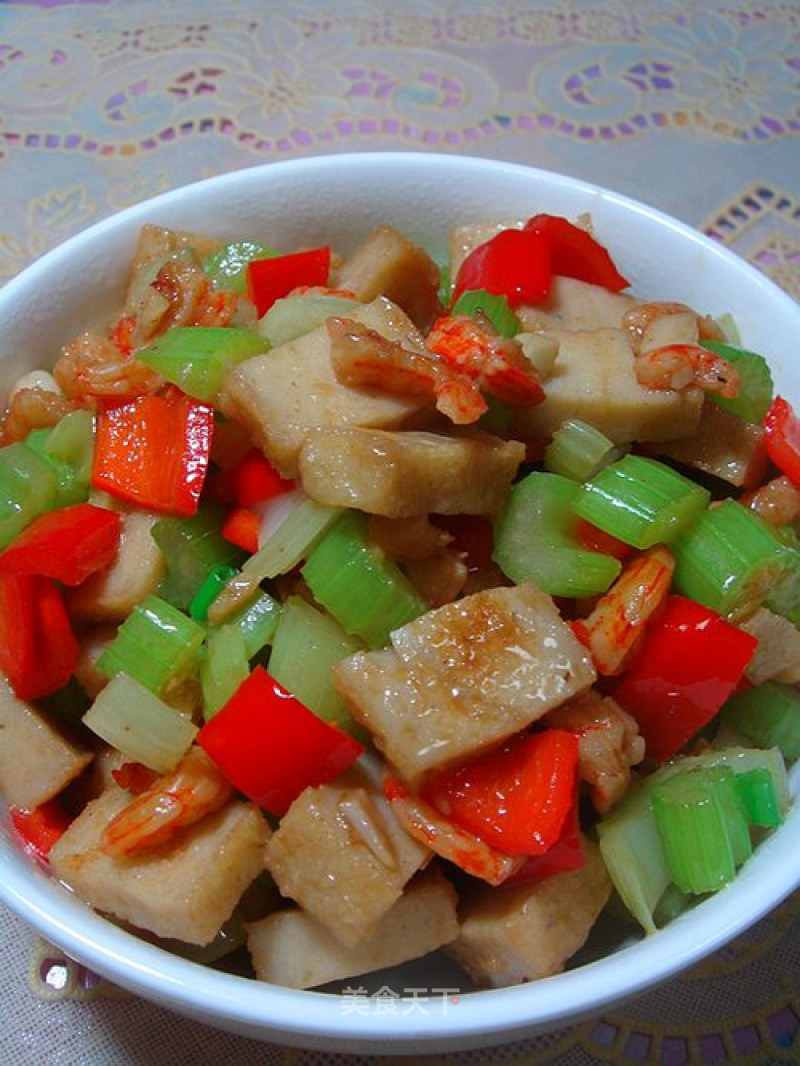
1;1;799;1063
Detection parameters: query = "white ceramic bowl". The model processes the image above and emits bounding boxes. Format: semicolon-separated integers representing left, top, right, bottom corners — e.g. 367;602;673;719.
1;153;799;1055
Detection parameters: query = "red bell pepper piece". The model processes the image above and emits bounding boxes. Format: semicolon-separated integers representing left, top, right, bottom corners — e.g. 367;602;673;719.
0;503;121;586
247;247;331;318
222;447;295;508
451;228;553;309
221;505;261;554
763;395;800;486
111;762;159;794
10;799;71;861
503;785;584;884
0;572;78;700
524;214;630;291
422;729;579;857
575;518;633;561
91;389;214;517
613;594;758;762
197;666;363;816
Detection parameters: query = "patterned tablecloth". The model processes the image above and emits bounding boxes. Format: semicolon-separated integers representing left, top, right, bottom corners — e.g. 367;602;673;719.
1;2;799;1063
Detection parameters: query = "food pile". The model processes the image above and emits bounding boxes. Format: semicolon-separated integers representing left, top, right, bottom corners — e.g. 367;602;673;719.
1;213;798;991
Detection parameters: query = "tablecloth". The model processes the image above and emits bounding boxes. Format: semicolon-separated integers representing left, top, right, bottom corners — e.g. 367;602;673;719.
1;1;799;1063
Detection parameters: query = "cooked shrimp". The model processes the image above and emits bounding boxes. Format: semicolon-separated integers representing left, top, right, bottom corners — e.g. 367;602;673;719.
623;301;725;354
0;386;76;444
573;546;674;676
54;329;162;403
327;316;487;424
633;343;739;398
101;746;232;858
545;691;645;813
383;773;524;886
741;475;800;527
426;313;545;408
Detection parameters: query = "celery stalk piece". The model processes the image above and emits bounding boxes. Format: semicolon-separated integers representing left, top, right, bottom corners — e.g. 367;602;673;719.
573;454;709;549
493;471;621;597
24;428;88;508
219;590;281;659
0;442;58;549
735;768;783;828
765;527;800;626
451;289;521;337
153;504;245;611
703;340;774;424
720;681;800;761
200;625;250;719
202;241;278;294
268;595;365;736
652;883;693;928
652;771;738;895
189;564;240;622
301;510;427;648
544;418;622;482
259;292;360;347
96;595;205;696
437;263;452;308
42;409;95;478
137;326;267;403
83;672;198;773
672;499;792;618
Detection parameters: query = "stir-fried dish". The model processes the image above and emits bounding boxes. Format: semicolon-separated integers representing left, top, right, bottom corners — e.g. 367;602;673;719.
2;213;799;991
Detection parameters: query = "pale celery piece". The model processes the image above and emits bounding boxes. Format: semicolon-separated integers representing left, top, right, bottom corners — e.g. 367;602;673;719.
83;672;197;773
268;595;364;734
138;326;267;403
703;340;773;424
450;289;521;338
720;682;800;761
214;589;281;659
153;504;245;612
573;454;709;549
0;442;58;549
202;240;277;293
259;292;359;347
200;625;250;719
493;470;621;597
544;418;621;482
672;499;792;617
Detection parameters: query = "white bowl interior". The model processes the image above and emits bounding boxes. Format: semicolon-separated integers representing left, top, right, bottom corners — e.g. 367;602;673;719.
1;153;799;1054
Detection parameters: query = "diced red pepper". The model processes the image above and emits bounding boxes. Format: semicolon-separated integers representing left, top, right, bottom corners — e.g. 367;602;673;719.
222;447;295;508
197;666;363;816
422;729;579;857
451;229;553;309
613;594;758;762
503;786;584;884
0;503;121;586
111;762;160;795
91;389;214;517
763;395;800;486
0;572;78;700
247;247;331;318
221;506;261;554
10;799;71;861
524;214;630;292
575;518;633;561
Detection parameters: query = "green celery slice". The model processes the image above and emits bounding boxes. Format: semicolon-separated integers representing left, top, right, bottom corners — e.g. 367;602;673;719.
83;672;198;772
720;681;800;761
218;590;281;659
0;442;58;549
703;340;774;424
493;470;621;597
301;510;427;648
202;241;278;294
544;418;622;482
268;595;365;736
200;625;250;719
137;326;267;403
24;428;88;508
573;454;709;549
735;768;783;828
259;292;360;347
96;595;205;696
765;527;800;626
437;263;452;308
451;289;521;338
651;767;741;895
672;499;792;617
153;504;245;611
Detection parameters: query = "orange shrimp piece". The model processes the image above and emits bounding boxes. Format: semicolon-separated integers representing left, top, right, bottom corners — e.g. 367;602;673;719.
326;316;487;424
623;301;725;354
383;773;524;886
0;387;77;445
741;474;800;527
634;344;739;398
426;314;545;408
101;747;233;858
575;545;675;676
54;330;162;404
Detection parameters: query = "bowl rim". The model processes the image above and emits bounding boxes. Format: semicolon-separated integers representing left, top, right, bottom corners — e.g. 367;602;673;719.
1;151;799;1053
